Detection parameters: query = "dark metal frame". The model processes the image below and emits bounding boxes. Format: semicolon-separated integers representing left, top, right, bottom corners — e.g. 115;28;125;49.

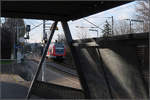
26;21;58;99
26;19;149;99
61;21;91;98
31;80;85;99
27;20;112;99
27;20;91;99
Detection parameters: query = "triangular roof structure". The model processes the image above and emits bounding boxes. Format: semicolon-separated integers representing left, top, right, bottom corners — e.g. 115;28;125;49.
1;1;131;21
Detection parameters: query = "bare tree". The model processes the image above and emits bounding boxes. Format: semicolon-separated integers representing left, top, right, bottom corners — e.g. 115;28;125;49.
76;28;90;39
4;18;26;37
135;0;150;32
57;33;66;43
2;18;26;59
114;1;149;35
114;20;131;35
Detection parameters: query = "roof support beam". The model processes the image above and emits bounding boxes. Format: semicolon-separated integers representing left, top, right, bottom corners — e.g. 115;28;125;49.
61;21;91;98
26;21;58;99
61;21;112;98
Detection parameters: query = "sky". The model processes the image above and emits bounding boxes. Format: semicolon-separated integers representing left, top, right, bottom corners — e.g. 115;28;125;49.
1;1;140;43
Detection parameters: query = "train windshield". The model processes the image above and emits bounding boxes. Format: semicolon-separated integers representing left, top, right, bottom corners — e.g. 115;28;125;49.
55;43;64;54
55;43;64;48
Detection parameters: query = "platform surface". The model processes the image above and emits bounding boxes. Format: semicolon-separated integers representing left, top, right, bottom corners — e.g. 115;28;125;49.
0;74;30;99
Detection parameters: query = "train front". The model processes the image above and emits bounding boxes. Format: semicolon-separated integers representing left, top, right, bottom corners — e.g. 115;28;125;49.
54;42;66;59
47;42;66;60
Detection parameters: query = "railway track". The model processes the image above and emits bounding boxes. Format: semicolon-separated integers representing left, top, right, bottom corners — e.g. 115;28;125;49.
44;57;77;76
25;55;78;76
46;58;75;68
46;58;78;76
46;61;78;76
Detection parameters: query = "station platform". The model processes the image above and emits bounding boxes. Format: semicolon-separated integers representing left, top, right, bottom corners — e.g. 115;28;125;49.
0;74;84;99
0;74;30;98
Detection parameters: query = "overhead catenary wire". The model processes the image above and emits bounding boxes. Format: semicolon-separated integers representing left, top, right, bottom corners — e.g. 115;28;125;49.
27;20;37;27
29;23;43;37
27;20;49;33
83;18;104;31
29;20;53;41
29;21;47;37
24;19;38;27
31;22;43;31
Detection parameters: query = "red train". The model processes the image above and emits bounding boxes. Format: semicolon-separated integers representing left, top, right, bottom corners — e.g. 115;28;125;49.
46;42;66;60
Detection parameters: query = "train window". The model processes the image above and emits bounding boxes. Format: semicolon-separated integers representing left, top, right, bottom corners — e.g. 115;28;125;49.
55;43;64;48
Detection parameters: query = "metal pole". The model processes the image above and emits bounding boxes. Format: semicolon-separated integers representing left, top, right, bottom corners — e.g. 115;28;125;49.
42;20;46;81
143;21;144;32
16;22;20;63
111;16;114;35
130;20;131;33
26;21;58;99
14;20;17;59
15;20;18;60
43;20;46;40
61;21;91;98
124;19;131;34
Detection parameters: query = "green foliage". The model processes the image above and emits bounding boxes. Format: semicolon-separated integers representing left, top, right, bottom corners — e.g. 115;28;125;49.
102;20;112;37
0;60;14;64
